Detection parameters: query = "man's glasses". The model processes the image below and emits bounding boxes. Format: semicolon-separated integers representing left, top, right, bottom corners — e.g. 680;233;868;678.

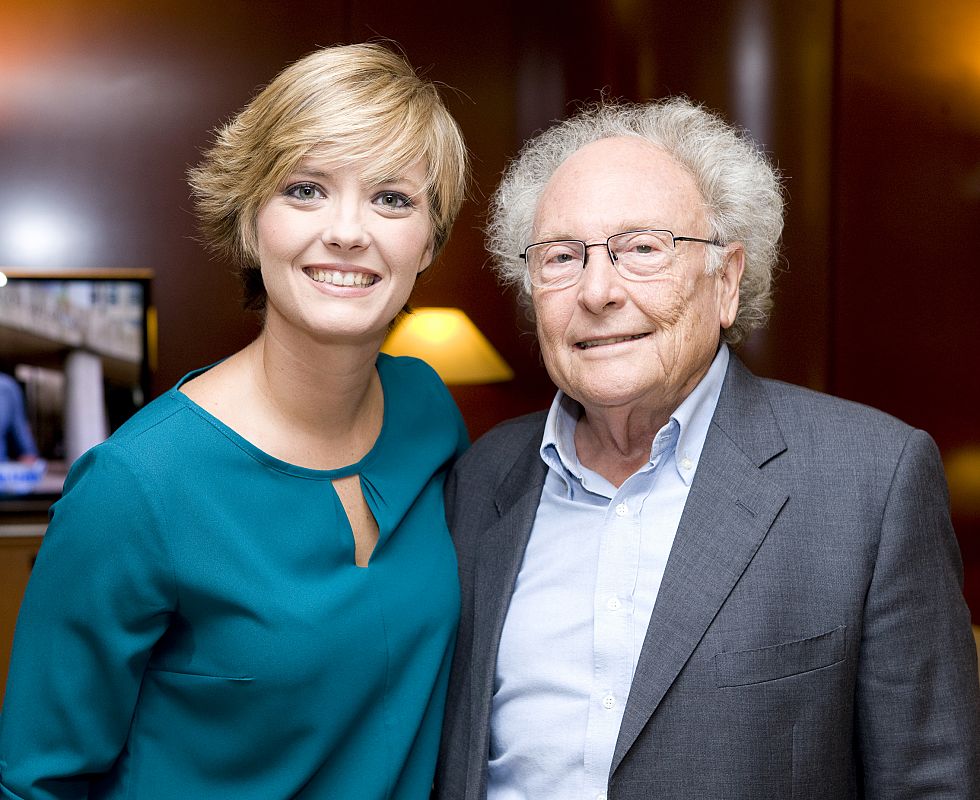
519;229;723;289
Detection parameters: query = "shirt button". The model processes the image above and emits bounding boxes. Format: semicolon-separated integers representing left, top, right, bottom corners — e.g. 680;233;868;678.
602;694;616;709
606;596;621;611
615;502;628;517
597;793;607;800
680;456;693;470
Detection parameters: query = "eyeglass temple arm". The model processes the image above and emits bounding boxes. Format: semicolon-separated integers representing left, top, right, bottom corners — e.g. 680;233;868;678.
673;236;725;247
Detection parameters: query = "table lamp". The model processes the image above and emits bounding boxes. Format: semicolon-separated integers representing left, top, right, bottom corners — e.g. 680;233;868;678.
381;307;513;385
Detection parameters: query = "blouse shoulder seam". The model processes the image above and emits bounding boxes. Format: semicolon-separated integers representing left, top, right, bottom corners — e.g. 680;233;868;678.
95;438;181;607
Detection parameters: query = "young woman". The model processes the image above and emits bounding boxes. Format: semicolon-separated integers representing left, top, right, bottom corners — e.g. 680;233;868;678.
0;43;469;799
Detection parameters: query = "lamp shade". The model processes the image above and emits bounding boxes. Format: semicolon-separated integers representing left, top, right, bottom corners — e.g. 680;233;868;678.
381;307;514;385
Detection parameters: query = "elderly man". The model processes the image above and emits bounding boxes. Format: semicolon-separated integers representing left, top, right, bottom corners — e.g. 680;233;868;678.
436;98;979;800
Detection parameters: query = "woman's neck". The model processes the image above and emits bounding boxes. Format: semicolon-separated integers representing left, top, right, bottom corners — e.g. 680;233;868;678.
248;322;381;431
181;318;387;471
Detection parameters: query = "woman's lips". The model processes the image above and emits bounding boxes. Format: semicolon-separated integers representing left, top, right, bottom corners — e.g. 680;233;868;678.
303;267;378;287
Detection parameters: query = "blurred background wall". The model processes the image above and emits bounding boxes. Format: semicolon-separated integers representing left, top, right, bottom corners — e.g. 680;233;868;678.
1;0;977;616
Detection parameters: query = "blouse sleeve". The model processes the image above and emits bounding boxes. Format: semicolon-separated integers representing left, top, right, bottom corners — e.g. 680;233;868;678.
0;442;177;800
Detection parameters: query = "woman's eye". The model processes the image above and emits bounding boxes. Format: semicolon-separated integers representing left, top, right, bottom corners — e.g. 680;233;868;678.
285;183;323;201
375;191;412;210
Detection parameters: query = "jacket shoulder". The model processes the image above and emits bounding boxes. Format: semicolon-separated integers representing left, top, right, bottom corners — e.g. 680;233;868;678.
455;410;547;480
758;376;914;444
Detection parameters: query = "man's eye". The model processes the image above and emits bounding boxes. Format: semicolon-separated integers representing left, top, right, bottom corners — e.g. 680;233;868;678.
376;191;412;209
285;183;323;201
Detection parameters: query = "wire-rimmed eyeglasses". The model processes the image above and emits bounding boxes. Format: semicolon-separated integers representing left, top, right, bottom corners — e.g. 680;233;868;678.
519;228;724;290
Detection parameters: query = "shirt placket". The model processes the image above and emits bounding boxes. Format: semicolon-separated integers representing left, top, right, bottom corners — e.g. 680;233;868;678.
583;481;642;800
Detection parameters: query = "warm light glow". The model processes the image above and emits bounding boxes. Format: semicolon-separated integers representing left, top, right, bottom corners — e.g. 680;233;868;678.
382;307;514;385
842;1;980;133
409;312;459;345
946;445;980;517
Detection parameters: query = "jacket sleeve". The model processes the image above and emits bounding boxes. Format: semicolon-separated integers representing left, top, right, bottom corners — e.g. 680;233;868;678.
0;442;176;800
855;428;980;797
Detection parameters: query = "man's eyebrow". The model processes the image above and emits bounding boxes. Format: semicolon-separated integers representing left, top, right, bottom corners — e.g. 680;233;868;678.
533;221;664;241
531;231;578;242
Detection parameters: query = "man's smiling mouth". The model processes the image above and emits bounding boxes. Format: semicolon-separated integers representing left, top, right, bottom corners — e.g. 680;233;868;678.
575;333;649;350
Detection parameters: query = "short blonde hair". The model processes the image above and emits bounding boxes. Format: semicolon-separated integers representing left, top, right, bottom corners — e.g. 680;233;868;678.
188;43;469;309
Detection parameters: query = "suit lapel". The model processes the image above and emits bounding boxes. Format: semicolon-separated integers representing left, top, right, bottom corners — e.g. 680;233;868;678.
611;357;789;772
466;427;548;798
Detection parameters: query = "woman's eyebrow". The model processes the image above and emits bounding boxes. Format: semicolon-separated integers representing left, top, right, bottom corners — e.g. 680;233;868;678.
289;162;329;179
374;174;422;187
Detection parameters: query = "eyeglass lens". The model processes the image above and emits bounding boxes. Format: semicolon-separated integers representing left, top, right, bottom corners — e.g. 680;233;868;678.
527;230;677;287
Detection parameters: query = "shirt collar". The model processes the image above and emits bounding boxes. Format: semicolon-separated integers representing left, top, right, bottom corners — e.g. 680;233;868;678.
540;391;585;493
670;343;729;486
540;344;730;492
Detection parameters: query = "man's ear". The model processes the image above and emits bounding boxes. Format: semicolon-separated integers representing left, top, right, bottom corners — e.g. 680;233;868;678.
717;244;745;330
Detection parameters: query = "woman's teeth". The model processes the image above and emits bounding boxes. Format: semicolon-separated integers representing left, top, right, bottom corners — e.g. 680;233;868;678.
305;268;376;287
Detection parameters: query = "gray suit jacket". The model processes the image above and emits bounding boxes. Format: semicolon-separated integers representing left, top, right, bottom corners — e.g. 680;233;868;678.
436;356;980;799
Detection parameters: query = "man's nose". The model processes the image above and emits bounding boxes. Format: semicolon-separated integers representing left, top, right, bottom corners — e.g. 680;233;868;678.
578;243;625;311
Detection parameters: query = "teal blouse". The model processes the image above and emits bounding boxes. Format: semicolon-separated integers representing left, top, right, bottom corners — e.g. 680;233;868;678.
0;354;467;800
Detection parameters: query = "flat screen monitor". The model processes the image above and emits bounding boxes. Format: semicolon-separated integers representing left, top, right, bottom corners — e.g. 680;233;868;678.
0;268;154;517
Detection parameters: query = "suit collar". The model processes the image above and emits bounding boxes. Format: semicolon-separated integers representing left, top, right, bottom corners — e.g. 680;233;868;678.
611;354;789;773
709;353;787;468
491;415;549;516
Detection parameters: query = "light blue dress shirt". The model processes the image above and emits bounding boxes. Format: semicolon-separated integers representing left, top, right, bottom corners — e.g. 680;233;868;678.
488;345;729;800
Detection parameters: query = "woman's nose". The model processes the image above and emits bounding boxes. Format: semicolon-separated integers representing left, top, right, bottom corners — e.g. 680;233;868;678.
320;203;370;250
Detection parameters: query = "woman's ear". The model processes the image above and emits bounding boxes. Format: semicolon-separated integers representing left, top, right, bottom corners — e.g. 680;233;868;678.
417;239;436;275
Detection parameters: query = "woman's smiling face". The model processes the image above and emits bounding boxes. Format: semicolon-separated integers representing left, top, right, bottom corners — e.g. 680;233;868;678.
255;156;434;347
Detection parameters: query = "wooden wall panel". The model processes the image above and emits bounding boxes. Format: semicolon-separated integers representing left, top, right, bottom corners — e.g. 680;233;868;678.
0;0;975;617
0;537;41;705
835;0;980;619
